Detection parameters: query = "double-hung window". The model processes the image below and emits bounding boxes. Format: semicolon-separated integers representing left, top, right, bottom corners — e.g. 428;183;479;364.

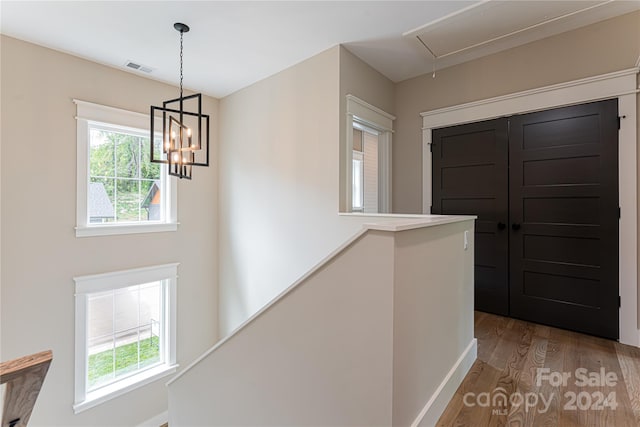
75;100;177;237
74;264;178;413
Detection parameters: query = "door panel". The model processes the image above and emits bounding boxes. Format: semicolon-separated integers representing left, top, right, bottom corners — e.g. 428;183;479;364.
432;118;509;315
509;99;619;339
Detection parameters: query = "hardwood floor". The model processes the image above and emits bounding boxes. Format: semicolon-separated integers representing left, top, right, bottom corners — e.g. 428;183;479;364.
437;311;640;427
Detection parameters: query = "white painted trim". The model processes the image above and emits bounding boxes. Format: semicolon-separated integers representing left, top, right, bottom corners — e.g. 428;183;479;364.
618;93;639;346
422;131;432;214
74;100;178;237
74;263;179;294
74;364;177;414
346;94;396;127
378;130;393;213
345;94;395;213
420;68;638;127
411;338;478;427
420;68;639;347
75;222;178;238
74;263;179;411
362;215;476;232
73;99;150;128
136;411;169;427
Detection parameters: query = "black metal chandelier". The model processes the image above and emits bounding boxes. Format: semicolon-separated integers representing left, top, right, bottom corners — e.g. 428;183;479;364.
150;22;209;180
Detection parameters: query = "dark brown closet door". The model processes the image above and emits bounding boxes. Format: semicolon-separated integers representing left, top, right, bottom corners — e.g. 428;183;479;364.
432;118;509;315
509;99;619;339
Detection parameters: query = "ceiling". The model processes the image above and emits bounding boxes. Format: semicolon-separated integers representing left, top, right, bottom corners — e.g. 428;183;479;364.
1;1;638;98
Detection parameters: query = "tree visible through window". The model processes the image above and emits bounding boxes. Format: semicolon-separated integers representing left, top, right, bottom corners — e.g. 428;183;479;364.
89;125;161;223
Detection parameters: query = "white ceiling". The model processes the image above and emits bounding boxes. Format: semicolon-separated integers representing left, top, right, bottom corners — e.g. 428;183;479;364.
1;1;638;98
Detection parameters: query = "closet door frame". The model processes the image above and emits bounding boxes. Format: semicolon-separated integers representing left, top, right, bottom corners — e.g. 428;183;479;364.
420;68;638;346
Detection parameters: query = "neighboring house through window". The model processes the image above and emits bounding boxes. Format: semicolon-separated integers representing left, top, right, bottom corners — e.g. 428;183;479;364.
74;100;177;236
141;181;162;220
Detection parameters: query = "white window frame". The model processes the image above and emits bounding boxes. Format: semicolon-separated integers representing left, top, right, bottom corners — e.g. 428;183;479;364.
352;150;364;212
74;99;178;237
345;94;394;213
73;263;179;413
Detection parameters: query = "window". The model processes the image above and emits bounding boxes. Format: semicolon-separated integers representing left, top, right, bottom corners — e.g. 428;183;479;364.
344;95;394;213
74;264;178;413
352;150;364;211
75;100;177;237
351;126;380;213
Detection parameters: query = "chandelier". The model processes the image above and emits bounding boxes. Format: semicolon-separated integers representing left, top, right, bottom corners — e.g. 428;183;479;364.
150;23;209;180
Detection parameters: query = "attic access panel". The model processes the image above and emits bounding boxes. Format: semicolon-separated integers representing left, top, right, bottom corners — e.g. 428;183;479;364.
405;1;607;59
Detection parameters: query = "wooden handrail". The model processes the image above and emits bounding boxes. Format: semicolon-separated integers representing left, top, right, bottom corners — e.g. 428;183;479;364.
0;350;52;427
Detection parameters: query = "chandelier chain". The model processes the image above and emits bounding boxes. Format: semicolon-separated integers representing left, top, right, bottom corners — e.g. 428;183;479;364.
179;29;184;98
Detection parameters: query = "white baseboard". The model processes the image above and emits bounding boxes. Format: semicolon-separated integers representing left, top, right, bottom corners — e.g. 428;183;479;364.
136;410;168;427
411;338;478;427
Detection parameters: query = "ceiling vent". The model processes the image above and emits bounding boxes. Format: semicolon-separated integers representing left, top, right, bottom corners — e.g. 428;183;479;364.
124;60;154;74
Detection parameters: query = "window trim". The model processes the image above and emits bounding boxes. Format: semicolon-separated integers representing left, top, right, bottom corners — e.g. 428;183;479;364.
351;150;364;212
344;95;394;213
74;100;178;237
73;263;179;413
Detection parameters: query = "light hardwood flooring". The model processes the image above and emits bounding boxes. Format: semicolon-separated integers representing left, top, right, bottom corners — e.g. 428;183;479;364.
437;311;640;426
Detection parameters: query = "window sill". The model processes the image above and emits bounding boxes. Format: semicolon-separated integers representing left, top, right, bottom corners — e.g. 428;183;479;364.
73;363;178;414
75;222;178;237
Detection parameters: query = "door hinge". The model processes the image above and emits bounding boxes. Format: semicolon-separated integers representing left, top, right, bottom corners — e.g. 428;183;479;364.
618;207;621;219
617;116;621;130
429;143;434;152
619;296;621;308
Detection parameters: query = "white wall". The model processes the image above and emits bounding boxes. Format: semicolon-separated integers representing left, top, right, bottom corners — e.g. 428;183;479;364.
218;45;398;336
170;230;395;426
0;36;218;426
169;218;475;426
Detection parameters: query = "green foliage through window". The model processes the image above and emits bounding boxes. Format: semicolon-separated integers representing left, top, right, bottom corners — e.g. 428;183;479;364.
88;336;161;389
89;126;161;223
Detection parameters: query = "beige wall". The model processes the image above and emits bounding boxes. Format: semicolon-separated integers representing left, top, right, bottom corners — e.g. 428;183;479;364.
171;230;396;426
393;10;640;213
170;218;475;427
392;220;475;426
218;46;343;335
217;45;399;336
0;36;218;426
339;46;395;211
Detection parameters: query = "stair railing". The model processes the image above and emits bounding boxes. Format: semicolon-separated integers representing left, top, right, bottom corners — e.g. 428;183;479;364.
1;350;52;427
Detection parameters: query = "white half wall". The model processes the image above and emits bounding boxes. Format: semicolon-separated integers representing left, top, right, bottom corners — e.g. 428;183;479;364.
392;221;475;426
168;217;476;426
